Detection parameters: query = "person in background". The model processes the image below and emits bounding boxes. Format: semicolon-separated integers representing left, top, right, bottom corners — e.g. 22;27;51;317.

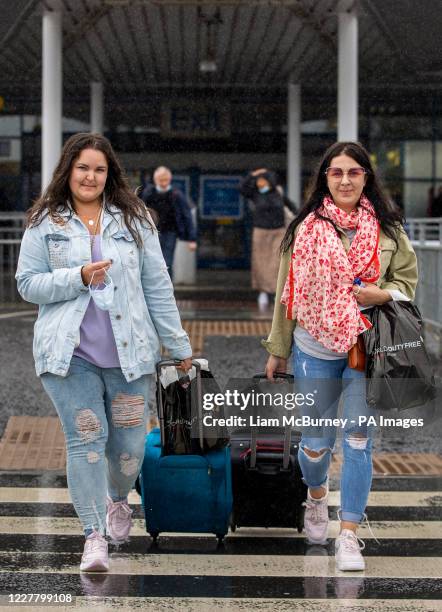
240;168;297;311
16;133;192;573
428;185;442;217
141;167;196;279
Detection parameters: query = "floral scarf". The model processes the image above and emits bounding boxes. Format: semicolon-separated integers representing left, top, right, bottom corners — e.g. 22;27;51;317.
281;194;381;353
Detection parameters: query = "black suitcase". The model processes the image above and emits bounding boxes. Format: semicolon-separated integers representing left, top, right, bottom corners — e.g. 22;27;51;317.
230;373;307;533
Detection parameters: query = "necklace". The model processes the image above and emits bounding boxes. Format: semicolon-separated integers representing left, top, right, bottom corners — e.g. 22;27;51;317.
78;210;101;226
75;206;101;228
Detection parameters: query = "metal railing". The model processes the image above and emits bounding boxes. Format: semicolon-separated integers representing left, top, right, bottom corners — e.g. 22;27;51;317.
0;213;26;302
407;218;442;244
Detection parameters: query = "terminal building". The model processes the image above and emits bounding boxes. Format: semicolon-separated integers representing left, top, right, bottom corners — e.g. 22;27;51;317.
0;0;441;269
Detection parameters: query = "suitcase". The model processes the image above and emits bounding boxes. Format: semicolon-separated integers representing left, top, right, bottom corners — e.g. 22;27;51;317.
230;373;307;533
139;359;233;543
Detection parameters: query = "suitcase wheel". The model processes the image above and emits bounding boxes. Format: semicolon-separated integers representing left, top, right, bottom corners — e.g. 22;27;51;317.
149;531;159;542
297;507;305;533
134;476;141;497
229;511;236;533
216;534;225;545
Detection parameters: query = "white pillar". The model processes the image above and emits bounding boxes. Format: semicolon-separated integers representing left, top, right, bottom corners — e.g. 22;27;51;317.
287;83;301;207
338;7;358;141
90;82;104;134
42;8;62;190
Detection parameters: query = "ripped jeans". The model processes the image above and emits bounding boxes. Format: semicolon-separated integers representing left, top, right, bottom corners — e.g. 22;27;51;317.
293;344;375;524
41;356;154;536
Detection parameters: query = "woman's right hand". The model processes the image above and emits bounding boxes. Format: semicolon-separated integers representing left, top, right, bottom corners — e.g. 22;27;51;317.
81;260;112;286
265;354;287;381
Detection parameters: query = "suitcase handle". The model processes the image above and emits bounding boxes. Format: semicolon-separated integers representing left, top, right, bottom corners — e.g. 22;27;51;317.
241;450;291;475
156;359;203;450
250;372;294;471
253;373;294;381
240;446;294;473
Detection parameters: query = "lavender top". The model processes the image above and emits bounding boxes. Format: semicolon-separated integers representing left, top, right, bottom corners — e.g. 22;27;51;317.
73;235;120;368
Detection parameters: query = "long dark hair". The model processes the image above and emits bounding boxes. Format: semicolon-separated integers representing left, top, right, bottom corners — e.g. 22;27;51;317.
27;132;153;246
280;141;404;253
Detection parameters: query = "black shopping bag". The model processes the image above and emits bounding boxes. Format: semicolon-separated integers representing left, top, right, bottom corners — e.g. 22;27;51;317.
363;301;437;411
158;363;228;455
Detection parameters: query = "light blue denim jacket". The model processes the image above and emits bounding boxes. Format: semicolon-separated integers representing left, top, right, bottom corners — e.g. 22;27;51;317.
16;205;192;382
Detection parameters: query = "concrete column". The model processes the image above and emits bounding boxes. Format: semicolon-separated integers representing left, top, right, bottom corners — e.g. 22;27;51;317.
287;83;301;207
338;6;358;141
42;8;62;190
90;82;104;134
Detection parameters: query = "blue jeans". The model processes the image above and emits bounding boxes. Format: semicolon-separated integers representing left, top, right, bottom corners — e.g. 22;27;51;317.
159;231;177;279
41;356;154;536
293;344;375;523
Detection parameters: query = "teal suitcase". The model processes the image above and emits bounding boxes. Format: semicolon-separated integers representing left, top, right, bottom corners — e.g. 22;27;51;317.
139;360;232;542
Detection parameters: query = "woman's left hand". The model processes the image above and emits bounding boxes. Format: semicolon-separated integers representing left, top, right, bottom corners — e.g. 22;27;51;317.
353;283;391;306
176;357;193;373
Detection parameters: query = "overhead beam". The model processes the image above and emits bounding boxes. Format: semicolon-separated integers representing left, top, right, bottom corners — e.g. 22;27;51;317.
0;0;40;52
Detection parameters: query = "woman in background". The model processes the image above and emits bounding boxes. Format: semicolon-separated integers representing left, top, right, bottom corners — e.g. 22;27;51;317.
240;168;297;310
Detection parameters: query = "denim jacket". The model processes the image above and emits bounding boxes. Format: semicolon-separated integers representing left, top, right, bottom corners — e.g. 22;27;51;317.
16;205;192;381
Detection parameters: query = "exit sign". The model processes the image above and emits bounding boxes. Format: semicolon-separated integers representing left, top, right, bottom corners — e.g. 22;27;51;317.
161;100;230;139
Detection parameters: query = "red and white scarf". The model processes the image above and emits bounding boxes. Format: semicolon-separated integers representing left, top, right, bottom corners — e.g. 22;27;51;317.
281;194;381;353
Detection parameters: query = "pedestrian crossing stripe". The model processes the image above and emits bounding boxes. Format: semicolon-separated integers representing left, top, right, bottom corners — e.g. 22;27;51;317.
0;553;441;579
1;488;441;507
2;598;442;612
0;476;440;606
0;516;440;539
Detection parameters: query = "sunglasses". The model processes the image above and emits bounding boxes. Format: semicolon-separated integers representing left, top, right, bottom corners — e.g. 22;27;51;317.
325;167;367;180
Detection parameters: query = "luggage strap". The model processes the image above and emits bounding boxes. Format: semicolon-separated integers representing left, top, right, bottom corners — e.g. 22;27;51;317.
240;443;285;460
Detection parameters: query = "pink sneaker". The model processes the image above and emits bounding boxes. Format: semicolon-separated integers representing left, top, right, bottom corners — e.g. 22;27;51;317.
106;496;133;542
302;481;329;545
80;531;109;572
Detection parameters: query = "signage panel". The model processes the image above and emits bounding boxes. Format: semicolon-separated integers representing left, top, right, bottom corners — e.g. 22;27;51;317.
199;175;244;219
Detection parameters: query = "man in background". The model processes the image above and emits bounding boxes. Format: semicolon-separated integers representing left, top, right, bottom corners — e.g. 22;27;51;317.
141;166;197;279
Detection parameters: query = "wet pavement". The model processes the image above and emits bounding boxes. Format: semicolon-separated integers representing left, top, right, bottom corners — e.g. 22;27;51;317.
0;303;441;609
0;473;441;609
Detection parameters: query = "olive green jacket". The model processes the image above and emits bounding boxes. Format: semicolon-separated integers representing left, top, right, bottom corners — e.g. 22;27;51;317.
262;227;418;359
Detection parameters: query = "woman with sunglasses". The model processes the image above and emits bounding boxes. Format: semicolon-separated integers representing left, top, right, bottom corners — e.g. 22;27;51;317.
16;133;192;572
264;141;417;570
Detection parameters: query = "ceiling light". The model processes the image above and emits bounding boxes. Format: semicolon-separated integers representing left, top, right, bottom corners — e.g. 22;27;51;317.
199;59;217;73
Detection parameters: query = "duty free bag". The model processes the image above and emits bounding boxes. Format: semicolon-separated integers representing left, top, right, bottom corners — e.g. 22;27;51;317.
363;301;436;412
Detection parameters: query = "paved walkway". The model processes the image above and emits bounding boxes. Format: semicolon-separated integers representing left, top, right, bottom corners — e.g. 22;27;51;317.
0;473;441;610
0;299;441;609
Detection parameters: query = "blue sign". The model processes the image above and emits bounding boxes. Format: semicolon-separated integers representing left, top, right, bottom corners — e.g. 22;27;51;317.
199;176;244;219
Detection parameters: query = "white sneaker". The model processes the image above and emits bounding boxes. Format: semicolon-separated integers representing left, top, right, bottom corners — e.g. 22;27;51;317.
335;529;365;571
80;530;109;572
257;292;269;311
106;496;133;542
302;482;329;545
